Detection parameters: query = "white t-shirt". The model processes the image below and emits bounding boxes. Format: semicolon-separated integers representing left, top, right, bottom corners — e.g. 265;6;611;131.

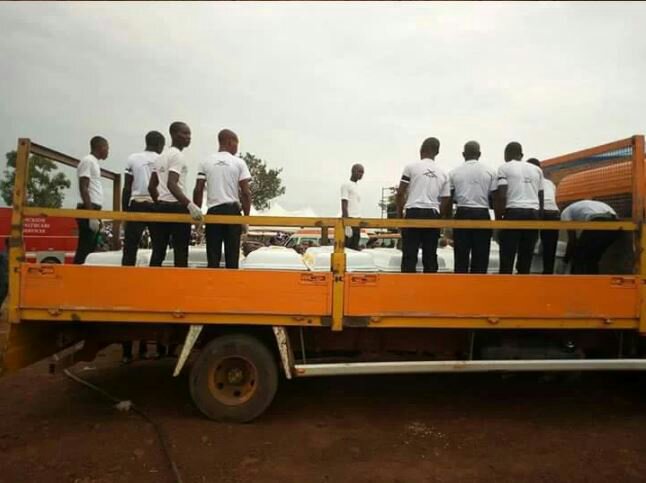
496;160;544;210
124;151;158;202
449;160;497;209
197;152;251;209
77;154;103;206
543;179;558;212
154;147;188;203
401;158;450;211
561;200;616;221
340;180;361;217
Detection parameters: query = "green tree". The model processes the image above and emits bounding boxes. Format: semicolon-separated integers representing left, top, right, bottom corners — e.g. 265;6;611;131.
0;151;71;208
241;152;286;211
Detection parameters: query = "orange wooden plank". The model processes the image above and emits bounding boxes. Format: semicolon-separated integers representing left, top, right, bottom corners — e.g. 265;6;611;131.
344;274;638;319
20;265;332;316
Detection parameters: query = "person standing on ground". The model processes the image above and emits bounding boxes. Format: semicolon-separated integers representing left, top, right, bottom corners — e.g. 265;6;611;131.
341;164;364;250
73;136;109;264
148;122;203;267
396;137;451;273
449;141;497;273
193;129;252;269
561;199;619;274
494;142;544;274
527;158;559;274
121;131;165;266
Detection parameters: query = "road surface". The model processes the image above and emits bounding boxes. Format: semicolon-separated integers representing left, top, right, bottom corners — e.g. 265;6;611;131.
1;346;645;482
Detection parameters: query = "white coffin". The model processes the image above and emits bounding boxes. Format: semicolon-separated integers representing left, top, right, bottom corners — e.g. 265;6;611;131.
240;246;306;271
303;246;377;272
84;246;237;268
84;250;133;266
362;248;443;273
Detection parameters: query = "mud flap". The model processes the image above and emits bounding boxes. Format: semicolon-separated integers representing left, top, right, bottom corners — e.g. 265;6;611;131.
173;324;203;377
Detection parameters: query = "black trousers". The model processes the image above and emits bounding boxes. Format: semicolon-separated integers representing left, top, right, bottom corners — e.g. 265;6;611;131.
572;218;619;274
206;203;242;269
121;201;155;266
73;203;101;265
401;208;440;273
345;226;361;250
499;208;538;274
540;210;560;274
453;207;492;274
149;202;191;267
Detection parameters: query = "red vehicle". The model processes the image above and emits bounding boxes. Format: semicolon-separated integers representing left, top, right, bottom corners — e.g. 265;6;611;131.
0;206;78;263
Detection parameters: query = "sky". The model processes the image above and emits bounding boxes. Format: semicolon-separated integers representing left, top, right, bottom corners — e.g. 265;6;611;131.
0;1;645;216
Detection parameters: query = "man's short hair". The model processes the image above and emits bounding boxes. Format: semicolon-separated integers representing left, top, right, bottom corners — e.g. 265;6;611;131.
218;129;238;144
505;142;523;159
526;158;541;168
145;131;165;147
463;141;480;158
90;136;107;150
169;122;187;135
420;137;440;156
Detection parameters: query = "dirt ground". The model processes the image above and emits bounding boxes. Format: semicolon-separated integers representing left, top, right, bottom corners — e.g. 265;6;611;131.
1;346;646;483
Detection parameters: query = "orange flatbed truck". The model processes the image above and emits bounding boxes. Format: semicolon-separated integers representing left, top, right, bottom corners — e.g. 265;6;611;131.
1;136;645;422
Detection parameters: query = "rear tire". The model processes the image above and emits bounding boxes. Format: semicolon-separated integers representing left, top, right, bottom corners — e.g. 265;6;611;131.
189;334;278;423
40;257;61;264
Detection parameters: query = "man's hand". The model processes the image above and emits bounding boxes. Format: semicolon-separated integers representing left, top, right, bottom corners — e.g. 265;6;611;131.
88;219;100;233
241;224;249;235
187;202;204;223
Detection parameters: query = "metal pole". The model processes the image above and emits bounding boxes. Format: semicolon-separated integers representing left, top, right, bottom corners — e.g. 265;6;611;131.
8;139;30;324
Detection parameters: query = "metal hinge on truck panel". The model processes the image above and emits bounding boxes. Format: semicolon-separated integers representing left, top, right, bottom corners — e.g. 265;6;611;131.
300;273;327;285
348;274;378;286
610;277;637;288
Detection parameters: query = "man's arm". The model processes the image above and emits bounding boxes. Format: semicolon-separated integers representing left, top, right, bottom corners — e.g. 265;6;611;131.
239;179;252;216
167;172;191;206
395;180;408;218
122;173;133;211
148;172;159;202
341;199;349;218
440;196;452;219
193;179;205;207
538;190;545;219
494;186;507;220
79;177;93;210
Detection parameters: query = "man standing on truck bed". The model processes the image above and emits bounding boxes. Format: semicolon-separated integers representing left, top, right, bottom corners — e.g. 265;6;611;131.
121;131;165;266
561;199;618;274
449;141;496;273
148;122;203;267
494;142;544;274
193;129;252;269
396;137;451;273
341;164;364;250
73;136;109;264
527;158;560;274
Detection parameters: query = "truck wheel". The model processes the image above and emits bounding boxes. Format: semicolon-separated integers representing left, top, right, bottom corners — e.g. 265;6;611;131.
41;257;61;264
189;334;278;423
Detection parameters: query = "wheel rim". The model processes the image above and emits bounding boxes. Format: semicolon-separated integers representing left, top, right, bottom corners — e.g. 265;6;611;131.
208;356;258;406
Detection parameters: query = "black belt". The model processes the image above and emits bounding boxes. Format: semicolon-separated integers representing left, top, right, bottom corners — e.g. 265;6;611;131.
76;203;101;210
213;202;240;208
456;206;489;211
